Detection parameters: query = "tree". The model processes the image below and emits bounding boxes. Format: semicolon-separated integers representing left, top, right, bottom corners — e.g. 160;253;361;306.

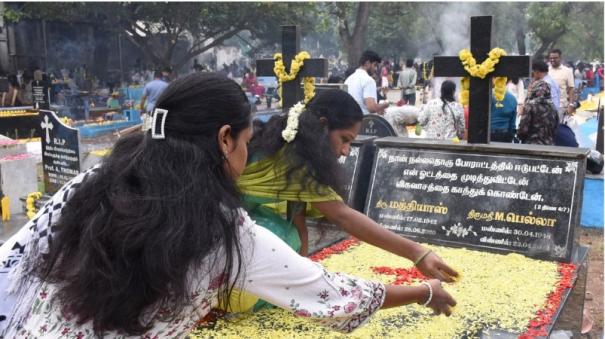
526;3;573;59
526;2;604;61
552;2;603;62
2;2;319;71
365;2;418;61
482;2;529;55
328;2;371;66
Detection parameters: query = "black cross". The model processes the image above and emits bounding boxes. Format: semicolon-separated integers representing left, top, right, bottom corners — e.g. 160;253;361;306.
256;25;328;113
433;16;530;144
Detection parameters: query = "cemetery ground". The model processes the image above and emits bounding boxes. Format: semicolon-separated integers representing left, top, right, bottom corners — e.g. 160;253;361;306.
579;227;604;338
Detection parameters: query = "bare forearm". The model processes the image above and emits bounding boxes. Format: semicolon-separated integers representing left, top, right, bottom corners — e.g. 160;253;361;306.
567;88;574;103
366;98;389;114
326;206;425;263
382;284;427;309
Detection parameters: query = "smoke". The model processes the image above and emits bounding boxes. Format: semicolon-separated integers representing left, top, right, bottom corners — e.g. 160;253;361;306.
438;3;485;56
429;3;487;94
48;39;96;72
415;3;490;60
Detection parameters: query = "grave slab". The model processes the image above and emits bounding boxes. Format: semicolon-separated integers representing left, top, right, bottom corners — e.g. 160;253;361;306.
0;140;26;158
0;153;37;215
360;114;397;138
0;108;40;140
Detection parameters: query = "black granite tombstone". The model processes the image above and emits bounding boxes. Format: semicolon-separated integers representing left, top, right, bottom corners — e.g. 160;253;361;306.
31;80;51;110
40;110;81;194
360;114;397;137
0;109;40;139
433;16;530;144
365;138;587;262
336;135;376;211
313;83;347;98
364;137;590;337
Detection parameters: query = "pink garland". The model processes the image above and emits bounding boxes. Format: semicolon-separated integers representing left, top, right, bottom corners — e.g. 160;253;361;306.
0;153;33;161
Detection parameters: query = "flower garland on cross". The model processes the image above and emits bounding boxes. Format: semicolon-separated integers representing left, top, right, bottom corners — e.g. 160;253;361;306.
458;47;507;108
422;62;434;83
273;51;316;106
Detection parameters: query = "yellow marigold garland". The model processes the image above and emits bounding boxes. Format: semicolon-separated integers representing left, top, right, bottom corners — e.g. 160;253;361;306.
273;51;315;105
26;191;43;219
61;117;73;126
458;48;507;107
422;62;434;82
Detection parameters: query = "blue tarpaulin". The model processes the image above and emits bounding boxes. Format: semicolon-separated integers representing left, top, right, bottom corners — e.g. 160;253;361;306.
581;178;604;228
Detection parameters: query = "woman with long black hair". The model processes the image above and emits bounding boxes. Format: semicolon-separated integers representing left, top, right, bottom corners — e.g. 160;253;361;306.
417;80;465;140
0;74;455;337
236;89;459;311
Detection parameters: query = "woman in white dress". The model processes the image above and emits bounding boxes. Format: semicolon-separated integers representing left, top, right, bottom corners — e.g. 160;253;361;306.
418;80;465;140
0;73;455;338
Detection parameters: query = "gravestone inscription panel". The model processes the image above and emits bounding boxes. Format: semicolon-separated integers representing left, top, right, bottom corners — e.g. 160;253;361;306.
365;138;588;262
32;80;51;110
40;110;81;194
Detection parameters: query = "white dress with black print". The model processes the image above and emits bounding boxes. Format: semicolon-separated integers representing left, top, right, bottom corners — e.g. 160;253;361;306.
0;166;385;338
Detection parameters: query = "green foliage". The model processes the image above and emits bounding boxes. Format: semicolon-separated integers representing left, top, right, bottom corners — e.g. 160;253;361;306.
1;8;28;23
3;2;603;69
4;2;320;69
527;3;570;40
527;2;603;61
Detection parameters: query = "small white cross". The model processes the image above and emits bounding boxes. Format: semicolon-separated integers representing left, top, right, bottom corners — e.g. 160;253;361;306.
41;115;54;144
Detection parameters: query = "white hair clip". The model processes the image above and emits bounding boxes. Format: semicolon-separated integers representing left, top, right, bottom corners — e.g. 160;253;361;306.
151;108;168;139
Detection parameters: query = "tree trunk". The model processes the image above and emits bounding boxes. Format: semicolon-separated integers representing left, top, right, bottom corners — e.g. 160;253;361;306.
515;27;526;55
533;38;559;60
122;31;163;68
533;3;571;59
338;2;371;66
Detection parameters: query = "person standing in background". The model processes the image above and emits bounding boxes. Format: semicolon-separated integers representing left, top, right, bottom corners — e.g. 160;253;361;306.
418;80;465;140
548;49;575;122
344;50;389;115
518;62;559;145
506;78;525;115
398;59;418;105
140;71;169;114
490;89;517;143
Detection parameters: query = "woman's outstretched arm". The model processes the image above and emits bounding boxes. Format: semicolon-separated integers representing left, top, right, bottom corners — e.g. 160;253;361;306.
312;200;459;282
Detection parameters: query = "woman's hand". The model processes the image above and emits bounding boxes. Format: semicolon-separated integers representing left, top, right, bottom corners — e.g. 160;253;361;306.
421;279;457;316
416;251;459;283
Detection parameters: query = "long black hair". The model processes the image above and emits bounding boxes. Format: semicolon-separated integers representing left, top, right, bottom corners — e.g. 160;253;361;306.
248;89;363;197
34;73;251;334
440;80;456;111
